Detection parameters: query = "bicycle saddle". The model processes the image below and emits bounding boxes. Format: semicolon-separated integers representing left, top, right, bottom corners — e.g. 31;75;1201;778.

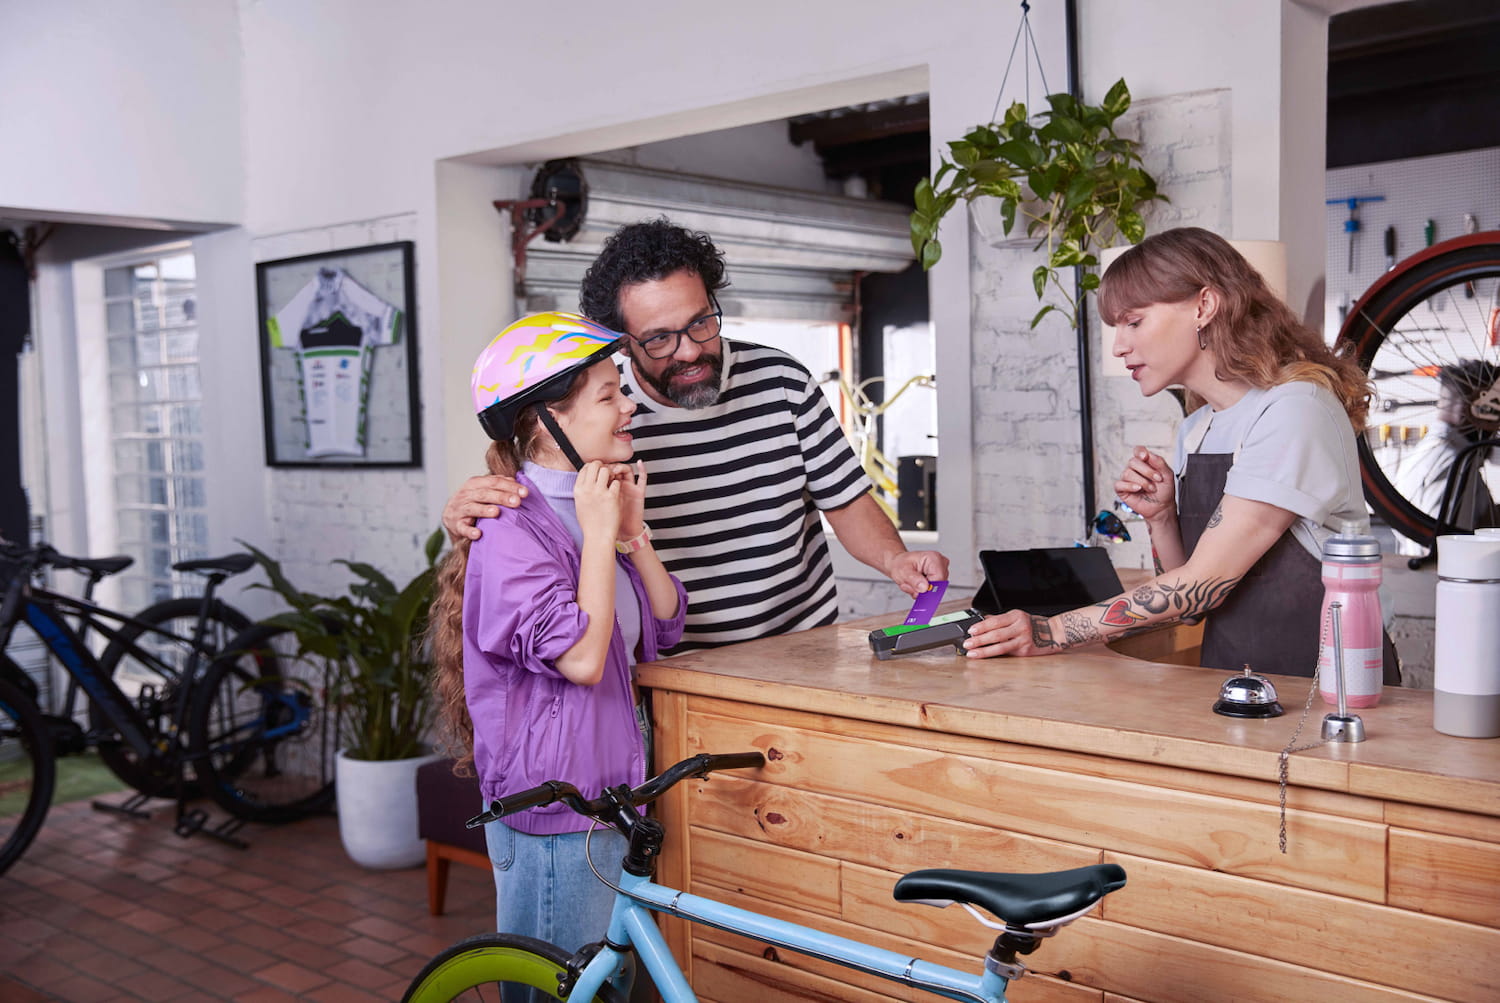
174;554;255;575
56;554;134;577
893;863;1126;929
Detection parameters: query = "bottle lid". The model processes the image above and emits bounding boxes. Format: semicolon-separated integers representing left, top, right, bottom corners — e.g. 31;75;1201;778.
1437;533;1500;580
1322;521;1379;560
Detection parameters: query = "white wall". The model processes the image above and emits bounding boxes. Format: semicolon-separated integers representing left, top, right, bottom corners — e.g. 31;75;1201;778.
12;0;1349;619
1079;0;1328;317
0;0;242;227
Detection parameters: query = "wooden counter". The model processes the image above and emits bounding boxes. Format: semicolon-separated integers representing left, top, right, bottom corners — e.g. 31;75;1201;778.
639;605;1500;1002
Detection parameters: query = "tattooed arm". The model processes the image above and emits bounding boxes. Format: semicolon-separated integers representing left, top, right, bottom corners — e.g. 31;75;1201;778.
963;495;1295;658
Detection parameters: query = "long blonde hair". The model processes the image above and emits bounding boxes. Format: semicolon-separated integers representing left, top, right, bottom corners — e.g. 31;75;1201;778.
429;386;586;774
1098;227;1371;428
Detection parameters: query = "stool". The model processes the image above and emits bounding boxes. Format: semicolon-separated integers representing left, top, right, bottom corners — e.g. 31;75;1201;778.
416;758;491;915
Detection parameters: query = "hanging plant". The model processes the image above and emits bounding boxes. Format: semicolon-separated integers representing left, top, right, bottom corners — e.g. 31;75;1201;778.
910;79;1167;329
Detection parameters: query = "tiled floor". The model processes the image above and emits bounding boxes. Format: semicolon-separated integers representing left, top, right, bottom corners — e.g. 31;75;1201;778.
0;791;495;1001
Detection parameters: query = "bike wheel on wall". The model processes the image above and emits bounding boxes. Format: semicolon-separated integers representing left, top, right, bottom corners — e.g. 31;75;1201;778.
188;623;339;824
92;597;254;798
1335;231;1500;553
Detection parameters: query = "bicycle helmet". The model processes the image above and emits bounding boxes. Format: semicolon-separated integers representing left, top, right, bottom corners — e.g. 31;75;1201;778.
471;312;627;445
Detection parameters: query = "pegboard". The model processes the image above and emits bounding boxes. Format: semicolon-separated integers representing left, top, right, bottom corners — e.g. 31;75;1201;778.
1324;146;1500;338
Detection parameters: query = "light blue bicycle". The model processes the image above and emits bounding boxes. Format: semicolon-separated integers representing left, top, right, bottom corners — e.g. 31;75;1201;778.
403;752;1126;1003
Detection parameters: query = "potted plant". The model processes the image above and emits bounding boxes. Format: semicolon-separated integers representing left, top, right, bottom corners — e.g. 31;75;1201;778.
909;79;1166;329
243;529;445;868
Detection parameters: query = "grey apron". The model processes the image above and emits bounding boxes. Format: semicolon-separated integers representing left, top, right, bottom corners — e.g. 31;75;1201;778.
1177;448;1400;682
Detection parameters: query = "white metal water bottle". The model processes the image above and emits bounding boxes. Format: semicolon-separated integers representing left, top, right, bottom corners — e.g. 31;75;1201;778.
1434;532;1500;738
1318;520;1384;708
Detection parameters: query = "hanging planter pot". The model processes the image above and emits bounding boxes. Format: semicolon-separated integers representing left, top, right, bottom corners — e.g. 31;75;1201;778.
335;747;444;869
969;188;1048;248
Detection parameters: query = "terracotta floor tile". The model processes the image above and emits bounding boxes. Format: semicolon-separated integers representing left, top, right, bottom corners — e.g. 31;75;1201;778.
2;797;490;1002
250;960;331;994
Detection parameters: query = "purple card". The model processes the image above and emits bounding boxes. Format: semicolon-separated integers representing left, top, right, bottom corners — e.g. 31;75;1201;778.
902;580;949;626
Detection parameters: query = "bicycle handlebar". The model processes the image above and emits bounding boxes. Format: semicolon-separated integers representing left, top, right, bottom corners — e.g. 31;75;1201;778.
466;751;766;829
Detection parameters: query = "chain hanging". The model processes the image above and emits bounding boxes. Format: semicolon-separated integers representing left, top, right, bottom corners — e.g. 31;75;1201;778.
1276;604;1336;853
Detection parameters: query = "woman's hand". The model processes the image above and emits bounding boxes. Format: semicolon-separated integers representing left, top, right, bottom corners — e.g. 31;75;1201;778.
1115;447;1177;525
574;461;622;545
609;460;648;541
962;610;1068;658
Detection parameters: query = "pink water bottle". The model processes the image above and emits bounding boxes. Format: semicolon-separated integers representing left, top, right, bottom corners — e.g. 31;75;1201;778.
1318;520;1384;708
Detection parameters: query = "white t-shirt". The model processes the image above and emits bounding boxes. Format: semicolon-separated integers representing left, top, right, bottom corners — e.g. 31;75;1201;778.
269;267;402;458
1172;382;1366;560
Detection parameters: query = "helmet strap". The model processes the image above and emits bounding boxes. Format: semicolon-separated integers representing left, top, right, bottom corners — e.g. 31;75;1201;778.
533;403;585;471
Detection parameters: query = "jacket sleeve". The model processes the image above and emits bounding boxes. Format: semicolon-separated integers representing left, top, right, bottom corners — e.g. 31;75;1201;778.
467;514;589;676
650;574;690;652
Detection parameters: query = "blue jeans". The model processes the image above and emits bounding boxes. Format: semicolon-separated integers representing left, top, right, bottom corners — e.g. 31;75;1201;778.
486;821;632;1000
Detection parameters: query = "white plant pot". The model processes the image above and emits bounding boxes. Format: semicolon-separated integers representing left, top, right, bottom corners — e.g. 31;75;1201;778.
969;193;1048;248
335;747;443;869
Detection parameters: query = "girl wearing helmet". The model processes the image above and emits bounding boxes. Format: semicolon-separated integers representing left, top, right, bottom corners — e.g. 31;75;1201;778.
430;312;686;963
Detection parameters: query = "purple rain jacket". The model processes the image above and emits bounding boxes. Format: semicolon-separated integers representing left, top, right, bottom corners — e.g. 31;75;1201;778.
462;473;687;835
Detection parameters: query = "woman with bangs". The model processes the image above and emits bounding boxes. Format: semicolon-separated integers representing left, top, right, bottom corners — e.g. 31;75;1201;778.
964;226;1400;681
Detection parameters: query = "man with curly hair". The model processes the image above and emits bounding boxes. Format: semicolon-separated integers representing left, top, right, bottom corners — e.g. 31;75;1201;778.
444;218;948;651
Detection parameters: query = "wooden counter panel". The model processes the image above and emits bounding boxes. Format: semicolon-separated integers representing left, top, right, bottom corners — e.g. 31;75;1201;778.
1384;801;1500;844
687;709;1388;902
691;827;842;919
1063;921;1441;1003
642;612;1500;817
691;875;1102;1003
694;938;902;1003
684;694;1387;824
1100;853;1499;1002
688;776;1100;880
1389;829;1500;928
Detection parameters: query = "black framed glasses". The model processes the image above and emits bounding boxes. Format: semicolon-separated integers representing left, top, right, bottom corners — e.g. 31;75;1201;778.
633;301;723;359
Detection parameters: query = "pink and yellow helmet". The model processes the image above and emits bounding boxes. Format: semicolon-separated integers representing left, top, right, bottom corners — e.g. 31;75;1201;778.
471;311;626;442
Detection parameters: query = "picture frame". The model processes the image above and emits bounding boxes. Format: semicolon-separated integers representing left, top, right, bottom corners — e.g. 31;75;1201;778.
255;240;420;468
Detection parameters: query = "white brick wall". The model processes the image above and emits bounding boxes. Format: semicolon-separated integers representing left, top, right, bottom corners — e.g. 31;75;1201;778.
251;214;434;601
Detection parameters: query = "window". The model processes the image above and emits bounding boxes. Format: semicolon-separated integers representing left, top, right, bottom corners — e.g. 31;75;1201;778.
101;252;209;607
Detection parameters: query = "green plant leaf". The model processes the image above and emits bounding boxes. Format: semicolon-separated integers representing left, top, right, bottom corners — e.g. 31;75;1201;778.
1046;92;1079;120
996;138;1042;170
921;239;943;271
950;140;978;168
1031;304;1058;328
1118;209;1146;244
914;177;935;213
1062;173;1097;213
1038;116;1085;145
1102;79;1131;118
1080;271;1101;292
1032;265;1049;299
1000;198;1017;235
1002;101;1028;127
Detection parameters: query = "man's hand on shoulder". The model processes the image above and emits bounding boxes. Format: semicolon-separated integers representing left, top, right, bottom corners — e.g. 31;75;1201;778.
886;549;951;598
442;474;527;543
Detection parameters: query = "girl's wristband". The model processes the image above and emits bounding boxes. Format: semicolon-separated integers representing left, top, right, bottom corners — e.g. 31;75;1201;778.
615;523;652;554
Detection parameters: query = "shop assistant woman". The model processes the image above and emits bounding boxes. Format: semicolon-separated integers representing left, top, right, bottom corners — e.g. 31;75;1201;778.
429;312;686;961
965;227;1400;681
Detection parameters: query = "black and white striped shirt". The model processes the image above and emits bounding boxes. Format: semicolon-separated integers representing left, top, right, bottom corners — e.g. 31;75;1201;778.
623;340;870;652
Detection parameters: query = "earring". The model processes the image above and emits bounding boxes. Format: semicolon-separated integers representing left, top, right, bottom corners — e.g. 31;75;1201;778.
1197;324;1209;351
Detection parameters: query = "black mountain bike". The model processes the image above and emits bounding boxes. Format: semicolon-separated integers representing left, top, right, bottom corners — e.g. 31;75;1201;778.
0;541;340;874
1337;230;1500;559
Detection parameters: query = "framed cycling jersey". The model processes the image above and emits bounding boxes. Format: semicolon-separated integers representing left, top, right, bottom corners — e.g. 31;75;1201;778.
256;241;420;467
